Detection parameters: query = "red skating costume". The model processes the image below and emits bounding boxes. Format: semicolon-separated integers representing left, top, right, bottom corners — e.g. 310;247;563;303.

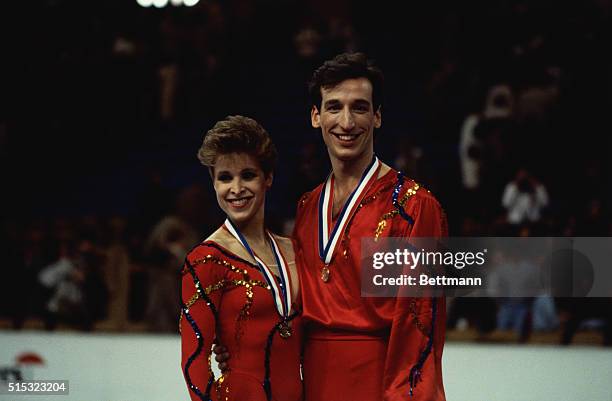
180;241;303;401
293;168;447;401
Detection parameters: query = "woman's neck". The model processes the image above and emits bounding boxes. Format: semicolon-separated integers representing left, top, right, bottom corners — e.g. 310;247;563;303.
232;210;267;249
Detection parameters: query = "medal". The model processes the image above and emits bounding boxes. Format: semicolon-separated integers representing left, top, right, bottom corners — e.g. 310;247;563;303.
321;265;330;283
278;320;292;339
317;156;381;283
223;219;293;339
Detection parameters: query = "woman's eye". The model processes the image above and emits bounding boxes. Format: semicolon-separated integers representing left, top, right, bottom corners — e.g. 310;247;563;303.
217;174;232;182
242;171;257;180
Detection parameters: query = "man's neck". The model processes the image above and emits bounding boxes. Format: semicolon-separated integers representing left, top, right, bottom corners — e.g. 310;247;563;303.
330;151;374;192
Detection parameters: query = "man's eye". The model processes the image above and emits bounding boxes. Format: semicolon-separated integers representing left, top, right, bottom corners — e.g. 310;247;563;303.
326;105;341;112
354;106;369;113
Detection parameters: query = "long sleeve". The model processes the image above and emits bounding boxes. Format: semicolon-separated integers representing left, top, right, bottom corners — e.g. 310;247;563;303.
180;247;224;401
383;194;447;401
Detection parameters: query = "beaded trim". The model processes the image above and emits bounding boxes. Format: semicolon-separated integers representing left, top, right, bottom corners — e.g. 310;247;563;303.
179;269;269;334
409;297;437;397
392;172;416;224
180;241;262;276
298;191;311;208
337;182;396;259
215;373;230;401
179;279;225;333
299;181;395;259
181;244;272;400
189;253;270;347
407;300;429;337
374;174;419;241
182;257;218;401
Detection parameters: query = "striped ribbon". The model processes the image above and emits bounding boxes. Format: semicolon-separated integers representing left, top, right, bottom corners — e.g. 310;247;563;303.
318;156;381;265
223;219;292;318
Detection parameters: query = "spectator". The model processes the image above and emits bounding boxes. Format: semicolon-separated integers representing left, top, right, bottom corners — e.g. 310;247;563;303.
502;168;549;225
38;238;107;331
459;83;514;219
103;217;131;331
144;216;198;332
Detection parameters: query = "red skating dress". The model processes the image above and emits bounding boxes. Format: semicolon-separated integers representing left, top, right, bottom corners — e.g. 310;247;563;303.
293;169;447;401
180;241;303;401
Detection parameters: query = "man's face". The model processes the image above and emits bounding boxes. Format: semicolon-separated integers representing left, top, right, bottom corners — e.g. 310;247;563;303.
311;78;381;163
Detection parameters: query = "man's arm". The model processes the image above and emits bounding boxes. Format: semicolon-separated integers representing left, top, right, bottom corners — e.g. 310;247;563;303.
383;194;447;401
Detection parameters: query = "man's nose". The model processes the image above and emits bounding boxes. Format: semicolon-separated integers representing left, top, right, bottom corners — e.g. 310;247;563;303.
339;108;356;131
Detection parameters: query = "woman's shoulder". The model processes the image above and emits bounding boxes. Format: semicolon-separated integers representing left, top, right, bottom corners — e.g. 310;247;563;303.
184;229;231;266
187;228;262;272
184;241;222;269
270;233;296;262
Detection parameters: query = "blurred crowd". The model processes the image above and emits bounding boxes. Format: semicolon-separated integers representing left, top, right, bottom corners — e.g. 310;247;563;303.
1;0;611;343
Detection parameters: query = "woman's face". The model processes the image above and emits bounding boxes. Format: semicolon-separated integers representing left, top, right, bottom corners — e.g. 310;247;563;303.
212;153;272;227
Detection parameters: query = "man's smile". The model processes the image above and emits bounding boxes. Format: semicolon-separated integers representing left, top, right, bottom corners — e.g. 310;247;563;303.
331;132;361;143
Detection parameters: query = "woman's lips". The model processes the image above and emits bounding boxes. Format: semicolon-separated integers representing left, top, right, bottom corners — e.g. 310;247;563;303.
226;196;253;209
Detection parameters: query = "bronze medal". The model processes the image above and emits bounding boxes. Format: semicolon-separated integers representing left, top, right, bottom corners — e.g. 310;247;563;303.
321;265;330;283
279;321;292;339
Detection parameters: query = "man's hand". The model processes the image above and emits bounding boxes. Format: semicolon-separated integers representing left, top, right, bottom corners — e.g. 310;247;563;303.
213;344;230;372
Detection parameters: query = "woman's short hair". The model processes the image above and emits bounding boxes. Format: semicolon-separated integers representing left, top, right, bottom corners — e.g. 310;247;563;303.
197;115;277;176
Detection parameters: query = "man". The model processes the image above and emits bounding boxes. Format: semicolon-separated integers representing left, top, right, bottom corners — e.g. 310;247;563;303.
217;53;447;400
292;52;447;401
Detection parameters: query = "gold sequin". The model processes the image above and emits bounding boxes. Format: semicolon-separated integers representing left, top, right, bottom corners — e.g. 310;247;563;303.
374;220;387;240
299;192;311;208
337;182;396;259
179;280;226;332
182;252;277;399
374;183;420;241
179;254;270;335
215;373;229;401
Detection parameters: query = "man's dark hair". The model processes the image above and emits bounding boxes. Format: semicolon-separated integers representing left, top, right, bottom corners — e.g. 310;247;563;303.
308;52;384;111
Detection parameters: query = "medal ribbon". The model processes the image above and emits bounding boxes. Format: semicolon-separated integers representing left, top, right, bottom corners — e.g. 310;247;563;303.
223;219;292;318
318;156;381;265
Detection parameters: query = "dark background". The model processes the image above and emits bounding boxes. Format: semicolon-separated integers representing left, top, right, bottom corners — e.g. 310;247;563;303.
0;0;610;338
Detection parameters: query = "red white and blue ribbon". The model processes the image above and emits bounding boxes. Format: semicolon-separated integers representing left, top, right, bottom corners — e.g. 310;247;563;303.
318;156;381;265
223;219;292;318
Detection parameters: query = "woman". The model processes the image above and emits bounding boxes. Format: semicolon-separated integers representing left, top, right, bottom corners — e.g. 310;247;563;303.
180;115;302;401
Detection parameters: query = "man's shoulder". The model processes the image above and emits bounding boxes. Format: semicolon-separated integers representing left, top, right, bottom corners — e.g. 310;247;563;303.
413;183;443;208
297;182;325;211
384;168;441;207
375;170;443;208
